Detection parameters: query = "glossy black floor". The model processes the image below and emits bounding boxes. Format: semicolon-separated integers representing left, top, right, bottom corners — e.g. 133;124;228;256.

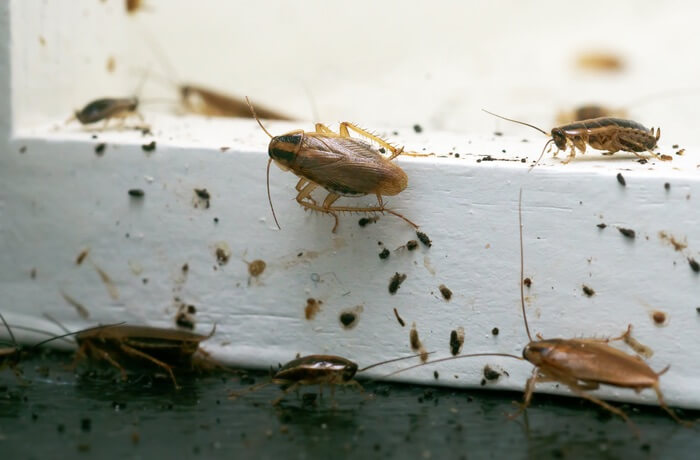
1;351;698;460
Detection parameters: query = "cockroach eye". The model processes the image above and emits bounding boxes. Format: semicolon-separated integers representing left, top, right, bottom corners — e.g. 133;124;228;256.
343;363;358;381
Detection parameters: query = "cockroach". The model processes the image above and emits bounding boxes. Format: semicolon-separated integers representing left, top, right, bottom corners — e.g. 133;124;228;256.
230;352;431;405
247;97;418;233
483;109;663;168
74;324;216;389
386;189;690;429
0;314;120;377
71;97;143;128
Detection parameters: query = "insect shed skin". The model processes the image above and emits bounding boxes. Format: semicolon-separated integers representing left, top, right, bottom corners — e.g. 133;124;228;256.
74;324;216;390
386;190;691;431
247;97;418;233
483;110;663;168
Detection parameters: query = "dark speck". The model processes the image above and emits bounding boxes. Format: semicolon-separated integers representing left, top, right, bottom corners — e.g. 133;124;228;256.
597;223;607;229
406;240;418;251
128;188;144;198
483;365;501;381
194;188;210;200
339;312;357;328
438;284;452;300
378;147;386;154
688;258;700;273
582;285;595;297
433;371;439;379
491;327;499;336
413;124;423;133
95;143;106;155
388;273;406;294
618;227;636;239
664;182;670;191
141;141;156;152
494;131;503;136
672;144;679;149
19;146;27;153
454;153;460;158
616;173;626;186
523;277;532;288
214;217;219;223
416;231;432;247
379;248;390;260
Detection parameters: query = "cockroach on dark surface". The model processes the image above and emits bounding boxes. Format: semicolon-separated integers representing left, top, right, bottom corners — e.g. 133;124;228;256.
483;109;663;169
230;352;431;405
75;324;216;389
0;314;119;378
247;97;419;233
386;189;690;431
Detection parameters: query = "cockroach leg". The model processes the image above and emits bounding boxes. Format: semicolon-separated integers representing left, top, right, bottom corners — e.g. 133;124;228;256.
570;385;637;432
314;123;334;134
271;382;301;406
119;343;181;389
583;324;632;344
653;385;692;426
337;122;405;160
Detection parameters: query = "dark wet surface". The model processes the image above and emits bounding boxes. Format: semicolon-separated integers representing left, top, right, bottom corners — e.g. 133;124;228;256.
1;351;698;459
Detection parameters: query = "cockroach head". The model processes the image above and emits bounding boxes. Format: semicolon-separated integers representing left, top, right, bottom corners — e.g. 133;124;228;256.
522;341;550;365
342;361;359;381
551;128;568;150
268;134;302;169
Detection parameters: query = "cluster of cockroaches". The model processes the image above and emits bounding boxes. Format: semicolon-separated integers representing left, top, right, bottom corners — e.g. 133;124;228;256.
57;27;690;430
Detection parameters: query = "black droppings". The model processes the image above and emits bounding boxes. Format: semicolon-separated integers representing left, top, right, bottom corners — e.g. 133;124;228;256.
406;240;418;251
433;371;439;380
388;273;407;294
19;146;27;153
616;173;626;186
80;418;92;432
94;143;106;155
141;140;156;152
582;285;595;297
494;131;503;136
491;327;499;336
597;223;607;229
339;311;357;328
664;182;670;191
379;248;390;260
416;231;432;247
358;217;378;227
378;147;386;154
672;144;679;149
483;365;501;381
618;227;636;239
128;188;144;198
413;124;423;133
438;284;452;300
523;277;532;288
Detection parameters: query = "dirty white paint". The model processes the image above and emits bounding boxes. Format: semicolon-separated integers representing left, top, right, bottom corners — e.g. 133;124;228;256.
1;0;700;411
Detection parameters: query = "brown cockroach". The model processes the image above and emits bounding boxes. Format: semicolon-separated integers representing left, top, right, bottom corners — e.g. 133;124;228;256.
75;324;216;389
0;313;120;377
386;189;690;430
230;352;432;405
247;97;418;233
483;109;663;168
71;97;143;128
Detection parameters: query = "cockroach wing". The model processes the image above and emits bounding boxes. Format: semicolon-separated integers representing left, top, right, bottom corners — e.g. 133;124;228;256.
542;340;659;389
294;136;407;197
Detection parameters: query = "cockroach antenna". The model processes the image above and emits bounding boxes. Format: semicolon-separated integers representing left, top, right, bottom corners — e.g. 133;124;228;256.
482;109;553;171
246;96;281;230
518;188;533;342
358;351;436;372
0;313;17;346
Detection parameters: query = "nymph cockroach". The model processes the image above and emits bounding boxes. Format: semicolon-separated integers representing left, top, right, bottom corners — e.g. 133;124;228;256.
75;324;216;389
71;97;143;128
247;97;418;233
483;109;663;168
386;190;690;430
231;352;432;405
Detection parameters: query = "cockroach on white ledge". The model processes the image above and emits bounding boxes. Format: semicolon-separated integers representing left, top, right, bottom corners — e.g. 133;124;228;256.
386;189;691;433
483;109;665;169
247;97;419;233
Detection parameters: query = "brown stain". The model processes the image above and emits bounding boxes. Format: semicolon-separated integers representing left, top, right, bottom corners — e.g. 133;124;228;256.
409;322;422;351
247;259;266;277
523;277;532;288
214;242;231;266
651;310;667;326
658;231;688;252
576;51;624;72
60;290;90;319
91;262;119;300
106;56;116;73
76;248;90;265
304;298;322;320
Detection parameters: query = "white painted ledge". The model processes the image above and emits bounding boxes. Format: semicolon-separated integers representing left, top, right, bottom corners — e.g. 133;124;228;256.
2;1;700;410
